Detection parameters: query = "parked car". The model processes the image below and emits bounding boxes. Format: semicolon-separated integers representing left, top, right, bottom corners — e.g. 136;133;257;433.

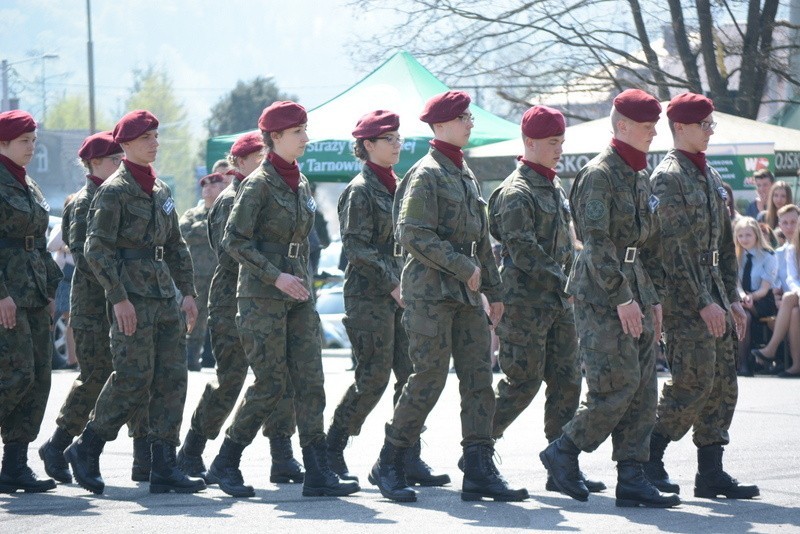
316;284;350;349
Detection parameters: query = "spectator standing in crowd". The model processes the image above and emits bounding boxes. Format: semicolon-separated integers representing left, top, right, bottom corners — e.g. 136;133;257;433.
211;159;231;183
370;91;528;503
178;131;304;484
540;89;679;508
179;173;226;370
0;110;62;494
487;105;604;494
65;110;205;496
39;132;149;485
645;92;757;500
734;216;778;376
207;101;358;499
759;180;792;229
47;195;77;369
327;110;447;488
745;169;774;218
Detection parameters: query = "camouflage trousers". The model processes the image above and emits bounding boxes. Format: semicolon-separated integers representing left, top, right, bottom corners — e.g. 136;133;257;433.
386;299;495;448
186;274;211;357
190;305;297;440
493;304;581;442
331;296;412;436
0;306;51;444
562;300;657;462
654;315;738;447
87;295;187;446
226;297;324;448
56;315;148;438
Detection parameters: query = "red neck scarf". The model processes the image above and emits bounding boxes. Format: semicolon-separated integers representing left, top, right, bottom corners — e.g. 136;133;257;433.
678;149;707;177
520;157;556;182
267;151;300;193
87;174;104;187
610;138;648;172
366;161;397;195
430;139;464;169
123;158;156;196
0;154;28;189
233;171;246;182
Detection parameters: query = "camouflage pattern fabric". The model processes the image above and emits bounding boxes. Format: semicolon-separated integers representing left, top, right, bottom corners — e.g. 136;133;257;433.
179;203;217;357
650;149;740;447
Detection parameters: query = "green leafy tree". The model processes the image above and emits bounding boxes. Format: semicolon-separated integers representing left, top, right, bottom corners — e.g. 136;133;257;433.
126;66;196;213
45;93;112;131
205;76;297;136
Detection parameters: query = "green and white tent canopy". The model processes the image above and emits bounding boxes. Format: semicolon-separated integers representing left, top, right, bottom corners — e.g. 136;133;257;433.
205;51;519;182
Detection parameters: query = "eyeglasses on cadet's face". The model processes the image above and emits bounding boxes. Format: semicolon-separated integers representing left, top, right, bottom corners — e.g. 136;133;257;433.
374;135;404;145
106;155;123;165
697;121;716;131
457;113;475;124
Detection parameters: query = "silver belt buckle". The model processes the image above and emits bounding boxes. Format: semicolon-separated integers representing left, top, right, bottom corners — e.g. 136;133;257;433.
470;241;477;257
624;247;637;263
393;243;403;257
288;242;300;259
712;250;719;266
24;235;35;251
154;246;164;261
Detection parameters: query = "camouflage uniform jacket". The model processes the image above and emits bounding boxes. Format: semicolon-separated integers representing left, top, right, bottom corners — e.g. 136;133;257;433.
650;149;739;318
85;165;196;304
393;147;501;305
207;178;241;309
222;160;315;300
180;204;217;279
66;178;108;324
489;162;573;308
338;163;403;299
567;145;664;307
0;164;61;306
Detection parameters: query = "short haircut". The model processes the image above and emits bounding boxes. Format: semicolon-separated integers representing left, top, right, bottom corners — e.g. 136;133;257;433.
777;204;800;218
753;168;775;182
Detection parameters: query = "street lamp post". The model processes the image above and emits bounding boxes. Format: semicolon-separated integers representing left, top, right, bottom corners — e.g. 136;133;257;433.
1;53;59;114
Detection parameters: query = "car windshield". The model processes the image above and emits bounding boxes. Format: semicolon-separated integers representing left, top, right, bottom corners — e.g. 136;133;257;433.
316;291;344;314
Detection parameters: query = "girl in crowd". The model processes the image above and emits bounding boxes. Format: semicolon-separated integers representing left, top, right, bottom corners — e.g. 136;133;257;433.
761;180;792;229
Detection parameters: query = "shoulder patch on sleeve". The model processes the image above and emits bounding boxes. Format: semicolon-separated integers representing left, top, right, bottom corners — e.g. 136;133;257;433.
586;199;606;221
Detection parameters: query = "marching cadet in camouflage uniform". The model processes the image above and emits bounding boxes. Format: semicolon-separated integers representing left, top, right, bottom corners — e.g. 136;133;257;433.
0;110;61;494
39;132;149;485
645;92;758;499
178;133;303;484
371;91;528;503
65;110;206;496
179;173;226;370
327;110;448;487
207;101;359;498
540;89;680;508
488;106;605;494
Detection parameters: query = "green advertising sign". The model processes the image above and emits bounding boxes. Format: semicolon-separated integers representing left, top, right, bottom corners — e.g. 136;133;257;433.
707;153;774;189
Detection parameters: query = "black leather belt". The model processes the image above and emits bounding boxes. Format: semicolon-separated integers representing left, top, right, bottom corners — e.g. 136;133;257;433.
0;236;46;251
256;241;303;259
699;250;719;266
375;242;403;257
118;247;165;261
620;246;638;263
451;241;477;257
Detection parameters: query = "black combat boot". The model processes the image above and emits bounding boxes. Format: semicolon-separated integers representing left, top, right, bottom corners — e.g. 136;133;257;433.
269;435;305;483
38;426;74;483
539;435;589;501
325;425;359;482
461;443;528;502
149;440;206;494
64;426;106;494
403;440;450;487
643;432;680;493
616;460;681;507
206;438;255;497
546;472;607;493
368;440;416;502
131;437;151;482
0;442;57;493
694;444;759;499
177;428;208;481
302;439;360;497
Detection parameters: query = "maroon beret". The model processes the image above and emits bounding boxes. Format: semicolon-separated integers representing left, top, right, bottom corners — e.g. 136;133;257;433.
113;110;159;143
666;92;715;124
230;131;265;157
419;90;471;124
199;173;225;186
521;105;566;139
613;89;662;122
0;110;37;142
352;110;400;139
258;101;307;133
78;131;122;161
